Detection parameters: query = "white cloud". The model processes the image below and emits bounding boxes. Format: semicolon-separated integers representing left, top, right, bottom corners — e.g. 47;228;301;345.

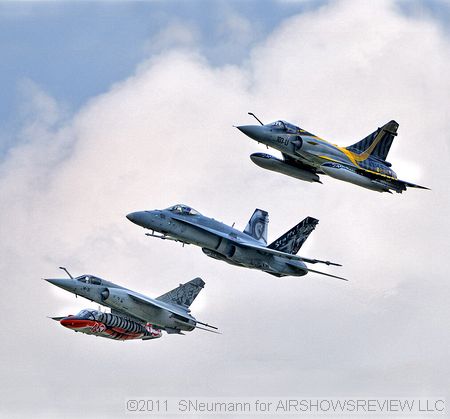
214;8;258;56
1;1;449;417
142;20;200;55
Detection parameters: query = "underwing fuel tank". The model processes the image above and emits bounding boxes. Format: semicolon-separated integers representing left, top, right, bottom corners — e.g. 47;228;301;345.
320;162;389;192
250;153;320;183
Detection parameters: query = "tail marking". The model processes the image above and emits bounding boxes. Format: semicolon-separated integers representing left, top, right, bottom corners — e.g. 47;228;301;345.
268;217;319;255
346;120;398;162
156;278;205;308
243;209;269;244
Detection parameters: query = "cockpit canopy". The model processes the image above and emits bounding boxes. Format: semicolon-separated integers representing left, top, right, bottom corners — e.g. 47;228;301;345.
167;204;200;216
75;275;103;285
268;120;299;134
75;309;101;320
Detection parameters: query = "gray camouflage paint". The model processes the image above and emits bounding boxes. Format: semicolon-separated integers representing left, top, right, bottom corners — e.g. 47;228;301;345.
46;273;212;336
127;204;345;280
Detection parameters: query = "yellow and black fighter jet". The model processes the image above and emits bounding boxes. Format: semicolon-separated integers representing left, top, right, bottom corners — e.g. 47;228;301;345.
237;113;429;193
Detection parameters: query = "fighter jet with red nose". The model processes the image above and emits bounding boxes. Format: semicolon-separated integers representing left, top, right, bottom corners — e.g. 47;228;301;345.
52;309;163;341
237;113;429;193
46;267;218;340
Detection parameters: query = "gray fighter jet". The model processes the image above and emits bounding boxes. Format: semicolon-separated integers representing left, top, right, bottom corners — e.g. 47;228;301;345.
46;267;217;340
237;113;429;193
127;205;346;280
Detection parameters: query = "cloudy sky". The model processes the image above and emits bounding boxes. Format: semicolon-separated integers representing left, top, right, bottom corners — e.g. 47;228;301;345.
1;1;449;418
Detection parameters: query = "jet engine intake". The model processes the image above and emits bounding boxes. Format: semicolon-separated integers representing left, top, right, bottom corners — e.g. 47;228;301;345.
101;288;110;301
99;287;130;308
202;248;226;260
215;238;236;258
292;136;303;151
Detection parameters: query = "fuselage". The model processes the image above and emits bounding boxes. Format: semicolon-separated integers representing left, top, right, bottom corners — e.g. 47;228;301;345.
59;309;162;341
239;121;397;177
46;276;197;332
237;121;408;192
127;205;308;277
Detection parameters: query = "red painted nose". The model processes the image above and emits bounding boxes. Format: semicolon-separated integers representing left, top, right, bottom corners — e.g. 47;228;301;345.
60;318;95;329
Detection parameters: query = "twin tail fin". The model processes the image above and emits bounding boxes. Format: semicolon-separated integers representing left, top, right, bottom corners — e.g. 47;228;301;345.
268;216;318;255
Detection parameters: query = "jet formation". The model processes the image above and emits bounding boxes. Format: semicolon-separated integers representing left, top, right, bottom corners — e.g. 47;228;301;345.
127;204;346;281
46;267;217;341
237;113;429;193
47;113;428;342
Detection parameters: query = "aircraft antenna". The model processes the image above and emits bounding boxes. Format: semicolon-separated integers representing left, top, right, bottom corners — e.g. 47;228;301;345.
248;112;264;126
59;266;73;279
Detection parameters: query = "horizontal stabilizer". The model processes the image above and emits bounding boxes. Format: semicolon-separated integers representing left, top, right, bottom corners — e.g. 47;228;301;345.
308;268;348;281
301;257;342;266
398;179;430;190
172;317;220;334
195;325;221;334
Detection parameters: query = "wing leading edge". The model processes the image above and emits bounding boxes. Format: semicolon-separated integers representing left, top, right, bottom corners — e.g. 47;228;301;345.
171;215;341;267
127;292;218;332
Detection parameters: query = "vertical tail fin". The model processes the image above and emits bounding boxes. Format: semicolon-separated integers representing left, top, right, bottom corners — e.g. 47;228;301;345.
156;277;205;308
346;120;398;162
243;209;269;244
268;217;318;255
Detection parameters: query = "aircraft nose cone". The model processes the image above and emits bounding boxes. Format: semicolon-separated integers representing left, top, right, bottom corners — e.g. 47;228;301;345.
236;125;264;141
127;211;154;228
126;211;143;224
60;317;92;329
60;317;78;328
44;278;73;292
45;278;60;286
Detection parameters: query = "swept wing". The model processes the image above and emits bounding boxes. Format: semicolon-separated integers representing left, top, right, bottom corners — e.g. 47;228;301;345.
319;156;429;190
171;215;341;267
126;291;218;332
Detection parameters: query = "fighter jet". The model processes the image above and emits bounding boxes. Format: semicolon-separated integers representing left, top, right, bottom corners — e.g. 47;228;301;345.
46;267;218;340
237;113;429;193
126;205;347;280
50;309;163;341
